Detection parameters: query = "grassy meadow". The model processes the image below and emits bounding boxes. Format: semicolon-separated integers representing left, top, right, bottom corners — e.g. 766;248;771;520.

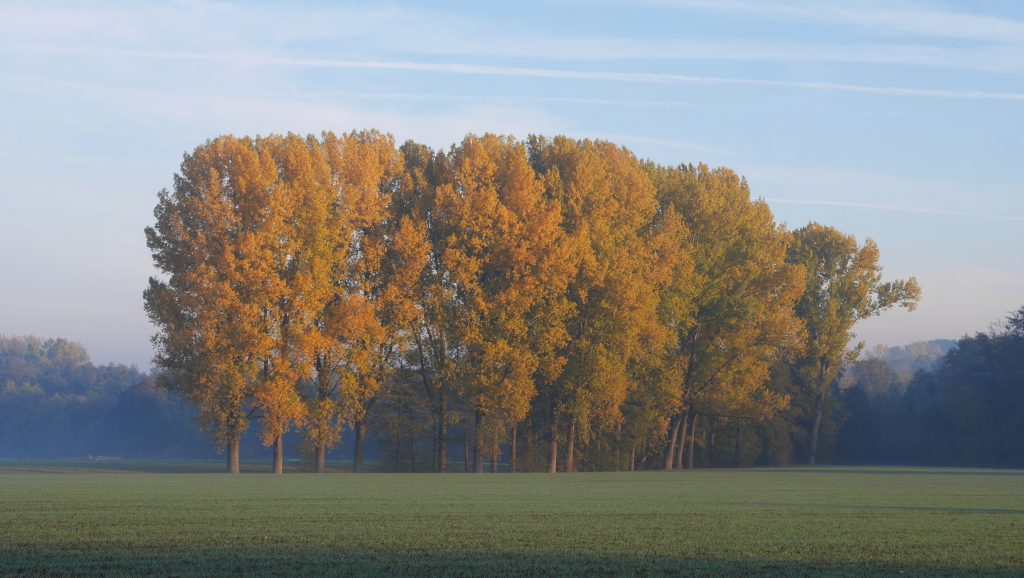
1;465;1022;576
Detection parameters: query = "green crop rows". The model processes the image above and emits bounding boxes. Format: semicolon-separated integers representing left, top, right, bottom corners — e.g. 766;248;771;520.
1;465;1022;576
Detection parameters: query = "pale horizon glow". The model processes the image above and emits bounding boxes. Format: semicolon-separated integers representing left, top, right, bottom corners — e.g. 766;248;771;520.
0;0;1021;369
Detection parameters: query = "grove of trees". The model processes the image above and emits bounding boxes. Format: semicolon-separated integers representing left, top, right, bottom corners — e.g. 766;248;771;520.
143;130;921;474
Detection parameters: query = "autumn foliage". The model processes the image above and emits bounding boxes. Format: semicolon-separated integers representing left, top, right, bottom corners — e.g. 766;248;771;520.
145;131;918;473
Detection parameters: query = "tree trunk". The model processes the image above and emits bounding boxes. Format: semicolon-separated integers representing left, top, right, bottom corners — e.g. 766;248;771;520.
510;422;518;473
490;438;498;473
463;415;471;473
548;410;559;473
664;414;682;470
686;415;698;469
431;415;438;472
272;434;283;474
226;431;241;475
628;445;636;472
675;411;689;470
411;433;418;473
808;394;824;465
474;411;485;473
566;419;577;473
438;396;448;473
734;419;742;465
315;443;326;474
353;420;366;473
394;425;402;473
614;421;622;471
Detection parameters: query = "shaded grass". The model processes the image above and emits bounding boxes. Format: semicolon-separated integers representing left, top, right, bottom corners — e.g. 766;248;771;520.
1;466;1022;576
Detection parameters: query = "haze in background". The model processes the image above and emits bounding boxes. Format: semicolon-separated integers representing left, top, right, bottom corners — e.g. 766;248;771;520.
1;0;1021;368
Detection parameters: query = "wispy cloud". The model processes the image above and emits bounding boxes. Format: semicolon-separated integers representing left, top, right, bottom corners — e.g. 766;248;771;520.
17;45;1024;103
634;0;1024;44
765;197;1024;222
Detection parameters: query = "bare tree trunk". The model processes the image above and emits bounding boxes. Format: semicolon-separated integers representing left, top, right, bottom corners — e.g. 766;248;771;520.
272;434;283;474
523;415;532;468
628;445;636;472
411;434;418;473
675;411;689;470
394;425;402;473
664;414;682;470
808;394;824;465
353;420;367;473
226;431;241;475
510;422;518;473
315;442;326;474
474;411;485;474
438;394;448;473
614;421;622;471
490;438;498;473
431;415;438;472
566;419;577;473
463;414;471;473
709;421;717;466
686;415;698;469
548;410;559;473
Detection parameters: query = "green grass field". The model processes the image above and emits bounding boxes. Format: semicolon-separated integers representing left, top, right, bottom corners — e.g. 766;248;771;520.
1;465;1022;576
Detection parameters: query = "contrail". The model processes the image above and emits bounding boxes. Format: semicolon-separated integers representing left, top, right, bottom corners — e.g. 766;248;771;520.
765;197;1024;221
19;45;1024;103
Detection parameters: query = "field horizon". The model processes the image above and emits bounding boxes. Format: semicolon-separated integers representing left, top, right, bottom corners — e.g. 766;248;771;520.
3;465;1022;576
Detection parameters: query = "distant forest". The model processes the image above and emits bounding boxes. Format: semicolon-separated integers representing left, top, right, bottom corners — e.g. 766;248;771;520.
0;325;1020;468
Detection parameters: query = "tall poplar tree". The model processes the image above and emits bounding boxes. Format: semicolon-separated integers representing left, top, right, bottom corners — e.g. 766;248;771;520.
649;163;805;470
788;223;920;464
145;136;282;474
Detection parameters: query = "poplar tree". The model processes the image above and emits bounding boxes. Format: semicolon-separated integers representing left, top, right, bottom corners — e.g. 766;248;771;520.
649;163;805;470
788;223;920;465
145;136;282;474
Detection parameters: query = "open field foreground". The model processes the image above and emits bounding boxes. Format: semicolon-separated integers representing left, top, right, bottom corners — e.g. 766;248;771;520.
1;466;1022;577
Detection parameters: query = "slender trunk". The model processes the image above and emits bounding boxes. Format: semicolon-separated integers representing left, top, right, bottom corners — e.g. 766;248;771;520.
524;415;532;467
686;415;698;469
566;419;577;473
226;431;241;475
272;434;283;474
438;395;448;473
734;419;742;465
664;414;682;470
490;438;498;473
474;410;485;474
628;445;636;472
463;414;471;473
548;410;559;473
431;415;438;472
315;442;326;474
353;420;366;473
614;421;622;471
675;411;689;470
808;394;824;465
510;422;518;473
394;425;402;473
710;425;717;466
411;433;417;473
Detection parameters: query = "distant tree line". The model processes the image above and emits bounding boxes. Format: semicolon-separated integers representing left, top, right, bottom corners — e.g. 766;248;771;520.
0;336;210;459
142;131;921;474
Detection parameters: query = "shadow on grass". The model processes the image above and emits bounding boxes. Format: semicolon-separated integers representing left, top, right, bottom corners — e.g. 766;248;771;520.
2;549;1018;577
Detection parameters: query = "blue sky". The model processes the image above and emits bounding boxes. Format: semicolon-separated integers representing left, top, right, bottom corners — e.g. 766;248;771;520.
1;0;1022;368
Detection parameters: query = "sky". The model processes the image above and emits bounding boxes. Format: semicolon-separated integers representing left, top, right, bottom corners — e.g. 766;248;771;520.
0;0;1022;369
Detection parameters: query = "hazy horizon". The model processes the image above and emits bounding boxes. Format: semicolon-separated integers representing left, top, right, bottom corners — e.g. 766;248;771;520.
2;0;1022;369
